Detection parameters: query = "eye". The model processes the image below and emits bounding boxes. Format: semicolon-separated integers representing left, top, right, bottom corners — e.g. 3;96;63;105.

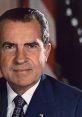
2;42;16;49
25;42;39;49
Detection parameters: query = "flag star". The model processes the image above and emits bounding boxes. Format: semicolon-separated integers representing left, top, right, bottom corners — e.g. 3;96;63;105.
79;37;82;43
65;0;70;5
71;18;78;27
66;8;72;16
77;28;82;36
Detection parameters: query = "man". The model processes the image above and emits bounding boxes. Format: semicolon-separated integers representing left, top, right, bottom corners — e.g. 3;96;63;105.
0;8;82;117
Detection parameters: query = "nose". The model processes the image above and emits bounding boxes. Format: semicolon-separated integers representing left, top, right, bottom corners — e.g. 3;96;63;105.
15;47;27;64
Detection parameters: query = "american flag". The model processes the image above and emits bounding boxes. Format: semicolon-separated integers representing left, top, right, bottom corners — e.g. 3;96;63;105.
18;0;56;78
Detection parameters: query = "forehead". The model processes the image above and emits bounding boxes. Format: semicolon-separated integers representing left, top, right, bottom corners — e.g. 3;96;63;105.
0;19;42;43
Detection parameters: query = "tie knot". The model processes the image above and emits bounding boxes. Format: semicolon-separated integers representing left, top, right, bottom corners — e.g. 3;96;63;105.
14;95;26;107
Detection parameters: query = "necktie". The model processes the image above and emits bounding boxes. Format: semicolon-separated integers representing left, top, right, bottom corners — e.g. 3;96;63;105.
12;95;26;117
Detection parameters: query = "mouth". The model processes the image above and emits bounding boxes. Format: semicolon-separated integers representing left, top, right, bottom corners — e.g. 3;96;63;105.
12;64;32;73
13;68;32;72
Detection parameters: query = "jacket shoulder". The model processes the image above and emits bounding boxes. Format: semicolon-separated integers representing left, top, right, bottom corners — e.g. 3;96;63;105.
40;74;82;117
42;74;81;100
0;78;6;84
0;78;6;90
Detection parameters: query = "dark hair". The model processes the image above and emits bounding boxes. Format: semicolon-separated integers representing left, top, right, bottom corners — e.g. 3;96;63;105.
0;8;49;45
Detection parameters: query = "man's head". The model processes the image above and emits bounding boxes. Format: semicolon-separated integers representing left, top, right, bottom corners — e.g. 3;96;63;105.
0;7;49;46
0;8;51;94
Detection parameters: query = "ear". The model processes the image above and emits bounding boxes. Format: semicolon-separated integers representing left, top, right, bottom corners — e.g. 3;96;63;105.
45;42;51;62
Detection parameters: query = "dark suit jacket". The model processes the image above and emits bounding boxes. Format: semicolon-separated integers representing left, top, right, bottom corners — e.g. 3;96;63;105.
0;74;82;117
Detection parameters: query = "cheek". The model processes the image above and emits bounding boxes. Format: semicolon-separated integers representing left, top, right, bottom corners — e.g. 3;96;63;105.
0;53;12;69
0;55;10;76
39;49;46;67
32;53;46;71
36;39;46;67
30;51;46;68
30;53;42;68
0;58;9;71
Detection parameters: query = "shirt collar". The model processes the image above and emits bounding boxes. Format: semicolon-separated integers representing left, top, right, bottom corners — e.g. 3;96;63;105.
7;80;40;106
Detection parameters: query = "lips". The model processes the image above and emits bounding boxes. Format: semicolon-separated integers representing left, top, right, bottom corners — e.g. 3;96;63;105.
13;68;32;72
11;64;32;72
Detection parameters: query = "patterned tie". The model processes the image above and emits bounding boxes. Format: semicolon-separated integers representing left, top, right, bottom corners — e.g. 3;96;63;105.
12;95;26;117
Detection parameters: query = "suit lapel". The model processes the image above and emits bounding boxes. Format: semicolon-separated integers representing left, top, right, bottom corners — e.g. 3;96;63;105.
25;75;56;117
0;75;58;117
0;78;8;117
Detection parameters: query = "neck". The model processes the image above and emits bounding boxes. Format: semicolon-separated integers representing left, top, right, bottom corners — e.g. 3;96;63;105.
8;81;39;95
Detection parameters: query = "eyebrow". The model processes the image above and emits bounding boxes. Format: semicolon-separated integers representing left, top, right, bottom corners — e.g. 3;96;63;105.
2;41;40;47
24;41;39;46
2;41;16;47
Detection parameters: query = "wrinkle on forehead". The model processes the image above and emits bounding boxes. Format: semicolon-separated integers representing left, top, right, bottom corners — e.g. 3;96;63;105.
0;19;42;44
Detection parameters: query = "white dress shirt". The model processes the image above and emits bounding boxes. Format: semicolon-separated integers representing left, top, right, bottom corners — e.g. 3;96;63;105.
7;80;40;117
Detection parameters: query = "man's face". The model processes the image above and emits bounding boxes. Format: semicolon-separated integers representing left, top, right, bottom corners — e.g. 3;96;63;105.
0;20;51;92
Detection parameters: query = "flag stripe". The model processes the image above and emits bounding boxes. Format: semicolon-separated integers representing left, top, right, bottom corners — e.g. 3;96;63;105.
22;0;29;8
18;0;29;7
42;0;56;18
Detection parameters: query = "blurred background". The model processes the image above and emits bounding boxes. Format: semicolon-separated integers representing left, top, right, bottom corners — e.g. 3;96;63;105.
0;0;82;89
